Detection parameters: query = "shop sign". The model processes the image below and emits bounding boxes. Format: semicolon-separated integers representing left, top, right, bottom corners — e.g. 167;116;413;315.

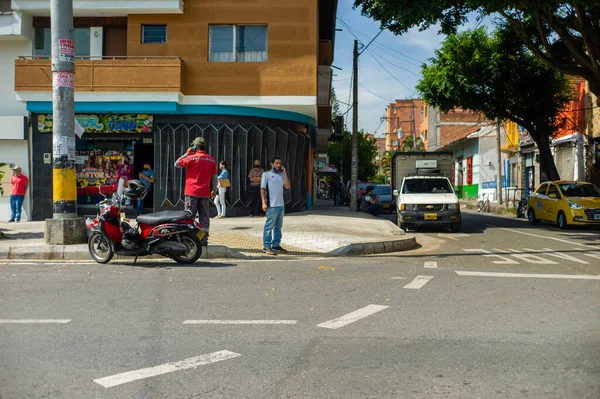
38;114;153;134
518;125;533;147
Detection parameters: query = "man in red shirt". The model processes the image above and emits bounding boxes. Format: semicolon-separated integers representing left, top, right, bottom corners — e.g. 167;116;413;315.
175;137;217;244
9;165;28;223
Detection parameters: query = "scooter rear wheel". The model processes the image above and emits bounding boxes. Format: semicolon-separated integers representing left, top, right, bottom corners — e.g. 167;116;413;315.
171;233;202;264
88;232;114;264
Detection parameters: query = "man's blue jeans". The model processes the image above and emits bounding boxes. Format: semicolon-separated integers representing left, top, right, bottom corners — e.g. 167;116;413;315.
9;195;24;221
263;206;284;248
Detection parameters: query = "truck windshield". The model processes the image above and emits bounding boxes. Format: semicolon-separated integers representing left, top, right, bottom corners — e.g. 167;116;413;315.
402;179;452;194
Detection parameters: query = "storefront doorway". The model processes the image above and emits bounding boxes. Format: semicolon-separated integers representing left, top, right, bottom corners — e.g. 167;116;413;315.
133;143;155;210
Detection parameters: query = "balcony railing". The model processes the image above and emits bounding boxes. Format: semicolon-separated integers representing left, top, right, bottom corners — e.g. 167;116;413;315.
11;0;184;16
15;56;182;92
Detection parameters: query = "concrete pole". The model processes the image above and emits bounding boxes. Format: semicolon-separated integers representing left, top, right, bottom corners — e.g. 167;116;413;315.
44;0;86;244
496;119;503;205
411;101;416;151
350;40;359;212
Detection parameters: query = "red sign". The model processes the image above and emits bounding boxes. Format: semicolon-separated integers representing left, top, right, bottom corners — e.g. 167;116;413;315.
58;39;74;62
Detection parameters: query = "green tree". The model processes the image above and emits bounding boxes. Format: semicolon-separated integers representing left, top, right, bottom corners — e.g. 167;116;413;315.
415;26;572;180
400;136;425;152
354;0;600;104
330;87;341;121
328;130;378;181
0;163;6;196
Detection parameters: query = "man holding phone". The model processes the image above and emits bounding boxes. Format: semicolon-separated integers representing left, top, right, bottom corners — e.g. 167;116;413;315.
175;137;217;244
260;156;291;255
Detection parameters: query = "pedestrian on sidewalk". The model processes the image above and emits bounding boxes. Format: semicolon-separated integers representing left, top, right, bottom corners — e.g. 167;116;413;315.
261;156;291;255
361;186;380;216
116;156;134;196
8;165;28;223
137;162;154;215
332;179;342;206
214;160;230;218
175;137;217;245
248;159;264;217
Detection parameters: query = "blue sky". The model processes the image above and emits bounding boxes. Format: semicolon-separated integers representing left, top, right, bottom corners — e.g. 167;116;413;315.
332;0;492;137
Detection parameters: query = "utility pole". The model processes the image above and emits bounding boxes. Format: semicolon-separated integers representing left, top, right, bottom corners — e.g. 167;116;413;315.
410;100;416;151
350;40;359;211
44;0;86;244
496;119;503;205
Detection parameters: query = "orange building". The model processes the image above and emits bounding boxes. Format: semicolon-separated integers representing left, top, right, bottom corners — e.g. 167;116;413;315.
10;0;338;219
384;99;423;151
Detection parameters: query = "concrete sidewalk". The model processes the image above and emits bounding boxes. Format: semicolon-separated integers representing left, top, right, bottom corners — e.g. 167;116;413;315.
0;202;416;261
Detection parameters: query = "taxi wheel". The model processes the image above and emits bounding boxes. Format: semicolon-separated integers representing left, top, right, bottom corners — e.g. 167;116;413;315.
527;208;538;225
557;211;569;230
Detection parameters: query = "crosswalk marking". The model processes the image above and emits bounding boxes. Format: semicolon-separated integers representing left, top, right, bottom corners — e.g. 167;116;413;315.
316;304;389;330
403;275;434;289
0;319;72;324
424;261;438;268
93;350;241;388
183;320;297;325
456;271;600;280
522;248;589;264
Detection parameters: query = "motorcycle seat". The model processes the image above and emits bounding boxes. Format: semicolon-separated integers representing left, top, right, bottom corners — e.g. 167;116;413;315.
137;211;192;225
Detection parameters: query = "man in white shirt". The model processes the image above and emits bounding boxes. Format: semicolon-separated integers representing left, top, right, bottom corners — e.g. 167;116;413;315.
260;156;291;255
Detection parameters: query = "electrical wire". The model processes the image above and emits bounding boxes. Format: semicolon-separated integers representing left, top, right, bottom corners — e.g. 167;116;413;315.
358;83;395;102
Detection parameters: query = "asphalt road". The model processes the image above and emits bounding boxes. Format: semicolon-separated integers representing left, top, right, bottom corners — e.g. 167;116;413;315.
1;210;599;398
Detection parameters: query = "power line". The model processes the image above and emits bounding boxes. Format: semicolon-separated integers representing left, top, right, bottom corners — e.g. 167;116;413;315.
358;83;395;102
366;48;418;96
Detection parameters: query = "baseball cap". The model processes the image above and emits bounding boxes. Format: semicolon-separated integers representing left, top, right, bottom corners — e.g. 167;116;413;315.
11;165;21;170
191;137;205;146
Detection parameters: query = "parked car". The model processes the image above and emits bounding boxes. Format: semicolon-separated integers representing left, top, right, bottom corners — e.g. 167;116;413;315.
372;184;395;213
527;180;600;229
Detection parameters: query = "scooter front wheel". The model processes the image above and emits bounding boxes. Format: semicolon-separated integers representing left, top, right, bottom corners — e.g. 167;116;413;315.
88;232;114;264
171;233;202;264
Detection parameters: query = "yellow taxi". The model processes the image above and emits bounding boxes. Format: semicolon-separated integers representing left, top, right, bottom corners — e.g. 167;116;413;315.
527;181;600;229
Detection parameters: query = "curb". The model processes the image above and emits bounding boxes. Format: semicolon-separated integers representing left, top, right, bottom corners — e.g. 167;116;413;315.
329;237;418;256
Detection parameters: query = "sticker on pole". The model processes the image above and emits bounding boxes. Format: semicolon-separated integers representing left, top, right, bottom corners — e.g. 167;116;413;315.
53;136;76;161
59;39;75;63
53;71;74;89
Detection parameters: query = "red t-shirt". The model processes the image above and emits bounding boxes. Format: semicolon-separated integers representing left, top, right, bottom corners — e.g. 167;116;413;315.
176;150;218;197
11;174;28;195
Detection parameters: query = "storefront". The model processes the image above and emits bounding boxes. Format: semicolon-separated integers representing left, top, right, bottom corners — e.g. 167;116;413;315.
31;113;154;220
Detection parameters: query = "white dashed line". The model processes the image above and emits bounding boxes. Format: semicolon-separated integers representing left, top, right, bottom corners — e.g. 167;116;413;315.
456;271;600;280
183;320;297;325
424;261;438;268
316;304;389;329
403;275;434;289
93;350;241;388
0;319;72;324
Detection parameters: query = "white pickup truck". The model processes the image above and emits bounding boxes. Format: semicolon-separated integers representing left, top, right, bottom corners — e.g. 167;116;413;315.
391;152;461;232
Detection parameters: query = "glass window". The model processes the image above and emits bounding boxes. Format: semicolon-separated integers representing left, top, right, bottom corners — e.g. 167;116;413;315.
547;184;560;198
209;25;267;62
372;185;391;196
142;25;167;44
535;183;549;195
402;179;452;194
559;183;600;197
34;28;90;58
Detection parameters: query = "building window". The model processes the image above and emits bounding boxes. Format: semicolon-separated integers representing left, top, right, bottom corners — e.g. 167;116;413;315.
466;156;473;185
34;27;90;58
209;25;268;62
142;25;167;44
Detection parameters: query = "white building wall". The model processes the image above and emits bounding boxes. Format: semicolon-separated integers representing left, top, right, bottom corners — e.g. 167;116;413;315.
0;40;32;221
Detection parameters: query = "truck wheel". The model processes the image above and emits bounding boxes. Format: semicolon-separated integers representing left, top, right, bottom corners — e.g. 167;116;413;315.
450;221;461;233
397;213;407;231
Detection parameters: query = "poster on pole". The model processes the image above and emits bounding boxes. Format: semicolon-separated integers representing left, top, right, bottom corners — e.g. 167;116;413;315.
58;39;75;63
53;136;76;161
53;71;74;89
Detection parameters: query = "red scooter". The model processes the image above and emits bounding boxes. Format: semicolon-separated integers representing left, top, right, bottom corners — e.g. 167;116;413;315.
87;183;204;265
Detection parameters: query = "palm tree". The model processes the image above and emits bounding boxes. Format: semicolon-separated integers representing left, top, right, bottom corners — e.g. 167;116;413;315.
400;136;425;152
380;151;393;174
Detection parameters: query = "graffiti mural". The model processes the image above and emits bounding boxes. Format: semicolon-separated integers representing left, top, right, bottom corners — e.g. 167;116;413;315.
154;123;310;213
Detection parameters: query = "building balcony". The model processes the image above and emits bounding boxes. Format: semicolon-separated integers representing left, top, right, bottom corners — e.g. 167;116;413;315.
15;57;182;93
0;7;33;40
11;0;184;16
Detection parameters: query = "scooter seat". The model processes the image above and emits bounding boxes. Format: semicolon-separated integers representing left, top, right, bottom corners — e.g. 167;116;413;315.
137;211;192;225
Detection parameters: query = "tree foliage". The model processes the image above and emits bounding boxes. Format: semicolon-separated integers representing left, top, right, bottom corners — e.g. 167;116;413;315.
415;26;573;180
0;163;6;196
400;136;425;152
354;0;600;104
328;131;378;181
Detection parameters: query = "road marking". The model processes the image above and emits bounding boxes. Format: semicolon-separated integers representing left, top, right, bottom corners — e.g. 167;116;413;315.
403;275;434;289
391;277;406;280
456;271;600;280
0;319;72;324
521;248;589;264
316;304;388;329
463;249;518;264
183;320;297;325
487;226;599;250
424;261;438;268
93;350;241;388
584;253;600;260
508;249;558;265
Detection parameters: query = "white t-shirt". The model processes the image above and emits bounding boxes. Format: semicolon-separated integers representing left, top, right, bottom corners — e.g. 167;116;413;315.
364;195;373;203
261;171;286;207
